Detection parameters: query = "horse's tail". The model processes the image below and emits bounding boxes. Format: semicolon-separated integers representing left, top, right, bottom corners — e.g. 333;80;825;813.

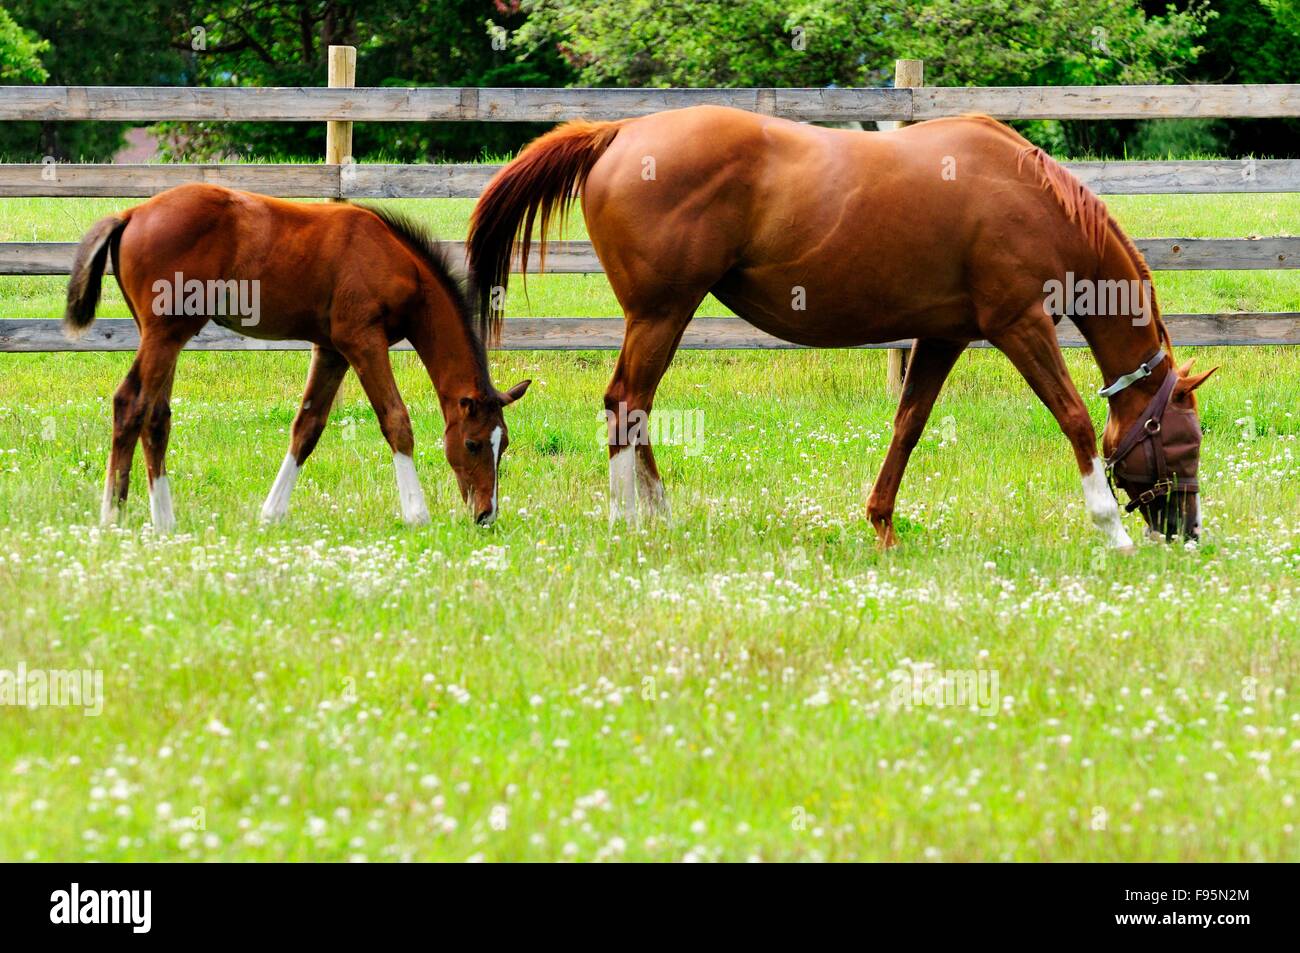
467;119;624;344
64;213;129;338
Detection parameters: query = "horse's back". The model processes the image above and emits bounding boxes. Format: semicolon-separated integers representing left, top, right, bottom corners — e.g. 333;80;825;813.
115;185;422;344
583;107;1096;344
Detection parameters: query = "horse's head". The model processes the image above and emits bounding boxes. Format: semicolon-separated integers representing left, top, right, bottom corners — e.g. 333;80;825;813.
444;380;531;525
1104;356;1217;542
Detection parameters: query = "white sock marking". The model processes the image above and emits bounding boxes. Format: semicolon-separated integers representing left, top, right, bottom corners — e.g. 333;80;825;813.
609;445;637;526
635;450;670;521
260;452;300;523
1082;456;1133;549
149;474;175;533
100;459;118;526
393;452;429;525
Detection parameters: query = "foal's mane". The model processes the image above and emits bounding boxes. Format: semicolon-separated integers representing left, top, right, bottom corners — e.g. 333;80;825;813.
988;115;1173;354
357;203;491;383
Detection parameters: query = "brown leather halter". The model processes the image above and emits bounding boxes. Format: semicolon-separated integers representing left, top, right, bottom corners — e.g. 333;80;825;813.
1104;351;1201;512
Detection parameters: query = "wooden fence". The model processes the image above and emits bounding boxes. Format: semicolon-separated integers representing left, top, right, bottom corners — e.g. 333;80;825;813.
3;53;1299;393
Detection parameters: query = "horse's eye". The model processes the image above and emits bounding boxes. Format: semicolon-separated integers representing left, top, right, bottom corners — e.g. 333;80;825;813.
465;439;483;454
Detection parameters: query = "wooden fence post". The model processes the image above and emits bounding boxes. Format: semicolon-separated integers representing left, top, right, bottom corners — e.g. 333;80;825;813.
325;45;356;195
887;59;924;397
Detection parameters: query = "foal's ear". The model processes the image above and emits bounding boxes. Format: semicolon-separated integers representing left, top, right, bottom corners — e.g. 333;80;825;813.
498;379;532;407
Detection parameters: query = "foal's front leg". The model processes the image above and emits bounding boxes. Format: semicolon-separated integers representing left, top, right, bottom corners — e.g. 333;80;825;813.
260;345;349;522
337;335;429;526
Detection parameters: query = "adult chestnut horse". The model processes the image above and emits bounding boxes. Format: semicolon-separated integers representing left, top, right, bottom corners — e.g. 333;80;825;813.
65;184;529;532
468;106;1216;547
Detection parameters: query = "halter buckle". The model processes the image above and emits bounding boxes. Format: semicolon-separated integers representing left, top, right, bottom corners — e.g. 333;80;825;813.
1143;418;1161;435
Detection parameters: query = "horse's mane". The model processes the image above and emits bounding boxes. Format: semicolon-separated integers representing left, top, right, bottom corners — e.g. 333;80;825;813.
357;203;491;383
991;117;1172;354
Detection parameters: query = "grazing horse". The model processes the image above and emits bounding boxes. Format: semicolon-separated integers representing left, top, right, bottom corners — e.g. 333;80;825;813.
65;184;530;531
468;106;1215;547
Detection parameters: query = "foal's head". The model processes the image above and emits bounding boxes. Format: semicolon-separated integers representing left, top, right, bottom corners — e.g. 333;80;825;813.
445;381;530;525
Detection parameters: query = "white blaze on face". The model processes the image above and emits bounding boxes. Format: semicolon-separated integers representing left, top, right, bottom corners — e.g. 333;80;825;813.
481;425;503;525
1082;456;1134;549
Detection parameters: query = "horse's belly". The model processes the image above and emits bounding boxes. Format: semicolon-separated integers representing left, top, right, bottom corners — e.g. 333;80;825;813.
712;268;974;346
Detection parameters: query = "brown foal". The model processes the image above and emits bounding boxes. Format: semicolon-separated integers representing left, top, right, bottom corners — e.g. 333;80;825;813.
469;107;1215;547
65;184;529;531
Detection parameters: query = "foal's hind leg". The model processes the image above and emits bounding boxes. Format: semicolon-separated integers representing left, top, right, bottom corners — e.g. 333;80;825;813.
987;311;1134;550
102;331;190;529
260;345;349;523
336;333;429;525
867;338;965;549
606;311;693;526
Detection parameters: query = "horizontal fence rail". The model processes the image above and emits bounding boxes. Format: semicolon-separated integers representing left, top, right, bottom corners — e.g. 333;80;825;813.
3;84;1300;122
4;314;1298;353
3;237;1298;276
4;159;1299;198
2;68;1298;356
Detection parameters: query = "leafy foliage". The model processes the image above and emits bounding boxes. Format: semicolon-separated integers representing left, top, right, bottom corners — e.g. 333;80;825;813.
0;4;48;83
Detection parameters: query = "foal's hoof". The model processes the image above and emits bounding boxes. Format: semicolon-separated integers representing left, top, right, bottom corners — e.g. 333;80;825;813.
1114;544;1137;556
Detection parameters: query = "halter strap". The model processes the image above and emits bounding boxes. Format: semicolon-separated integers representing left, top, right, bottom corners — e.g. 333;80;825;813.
1098;349;1166;398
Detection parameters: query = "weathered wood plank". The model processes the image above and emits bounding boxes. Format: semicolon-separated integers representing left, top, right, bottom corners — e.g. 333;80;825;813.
2;314;1297;352
5;159;1299;198
4;84;1300;123
0;163;340;198
0;240;597;274
915;84;1300;120
5;237;1297;277
1068;159;1300;194
0;86;913;123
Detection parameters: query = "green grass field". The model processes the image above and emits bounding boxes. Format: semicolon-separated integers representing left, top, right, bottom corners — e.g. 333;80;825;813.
0;191;1297;861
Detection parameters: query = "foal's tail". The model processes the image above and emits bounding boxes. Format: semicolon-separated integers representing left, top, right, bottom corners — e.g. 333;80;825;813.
64;214;129;338
467;119;623;344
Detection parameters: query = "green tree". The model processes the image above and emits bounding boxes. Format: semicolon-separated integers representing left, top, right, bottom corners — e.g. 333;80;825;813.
156;0;574;161
515;0;1212;157
1;0;185;161
0;4;48;83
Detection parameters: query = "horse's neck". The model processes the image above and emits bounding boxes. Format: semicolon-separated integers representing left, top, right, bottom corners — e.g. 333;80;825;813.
407;301;488;408
1078;231;1169;391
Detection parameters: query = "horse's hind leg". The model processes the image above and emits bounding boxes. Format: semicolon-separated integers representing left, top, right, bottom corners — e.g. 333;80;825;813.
336;333;429;525
867;338;965;549
260;345;349;523
606;310;694;526
987;310;1134;550
103;330;190;530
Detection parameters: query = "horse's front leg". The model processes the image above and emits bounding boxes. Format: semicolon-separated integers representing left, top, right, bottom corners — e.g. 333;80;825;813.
988;313;1134;550
867;338;965;549
605;313;691;526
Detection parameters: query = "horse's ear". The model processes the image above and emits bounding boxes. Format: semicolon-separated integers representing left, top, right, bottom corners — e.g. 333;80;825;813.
498;379;532;406
1177;357;1197;376
1177;366;1218;395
